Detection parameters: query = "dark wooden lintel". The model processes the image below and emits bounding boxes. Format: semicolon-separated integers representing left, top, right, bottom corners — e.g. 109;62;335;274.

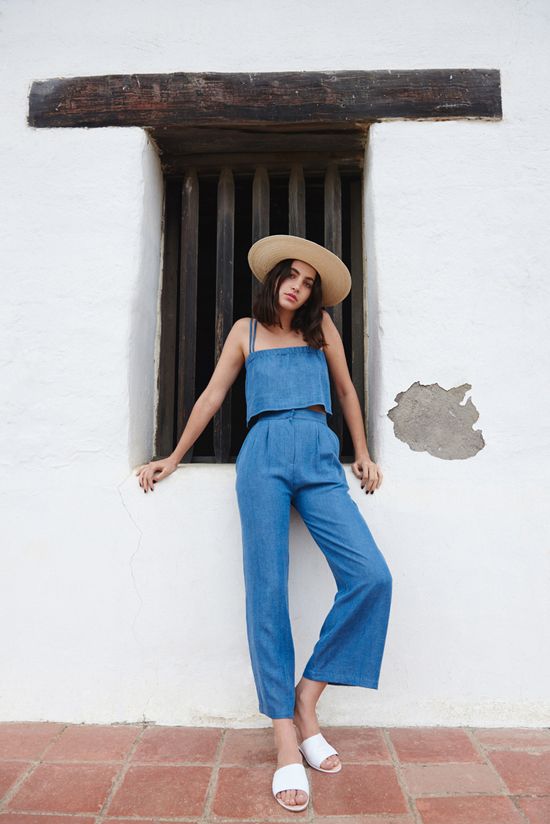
28;69;502;129
161;150;364;176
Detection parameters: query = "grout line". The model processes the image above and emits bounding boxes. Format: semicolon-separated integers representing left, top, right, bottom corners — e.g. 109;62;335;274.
0;723;70;812
197;725;226;823
464;726;532;824
305;762;315;823
381;727;423;824
94;723;149;824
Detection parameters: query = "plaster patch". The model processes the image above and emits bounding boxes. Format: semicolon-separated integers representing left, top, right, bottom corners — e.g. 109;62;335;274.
387;381;485;459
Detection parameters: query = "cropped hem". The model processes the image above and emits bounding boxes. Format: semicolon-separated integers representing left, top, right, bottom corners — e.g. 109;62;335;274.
259;706;296;719
247;401;332;427
302;667;379;689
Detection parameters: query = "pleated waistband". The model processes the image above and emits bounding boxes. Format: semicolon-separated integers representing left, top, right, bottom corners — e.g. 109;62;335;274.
249;407;328;428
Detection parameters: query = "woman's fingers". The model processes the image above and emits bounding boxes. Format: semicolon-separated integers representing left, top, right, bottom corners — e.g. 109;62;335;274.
358;462;371;492
363;467;374;493
137;460;177;492
352;460;383;494
369;466;382;492
137;466;155;492
352;460;372;493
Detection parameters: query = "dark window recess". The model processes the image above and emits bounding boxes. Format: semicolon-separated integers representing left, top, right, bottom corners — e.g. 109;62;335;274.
155;160;365;464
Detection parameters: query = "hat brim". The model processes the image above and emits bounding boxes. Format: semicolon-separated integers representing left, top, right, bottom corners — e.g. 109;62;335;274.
247;235;351;308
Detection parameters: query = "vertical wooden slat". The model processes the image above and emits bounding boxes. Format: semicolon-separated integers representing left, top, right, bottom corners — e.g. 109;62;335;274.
324;163;343;330
350;178;366;426
214;167;235;462
289;164;306;237
251;166;270;310
176;168;199;462
324;163;344;442
155;178;181;460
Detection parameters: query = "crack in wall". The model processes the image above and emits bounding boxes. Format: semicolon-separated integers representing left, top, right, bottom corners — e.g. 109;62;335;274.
116;477;159;722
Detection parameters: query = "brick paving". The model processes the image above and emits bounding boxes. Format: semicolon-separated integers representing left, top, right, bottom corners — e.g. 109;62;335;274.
0;722;549;823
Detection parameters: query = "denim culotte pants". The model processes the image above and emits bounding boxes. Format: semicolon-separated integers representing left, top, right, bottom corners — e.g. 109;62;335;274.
235;407;393;719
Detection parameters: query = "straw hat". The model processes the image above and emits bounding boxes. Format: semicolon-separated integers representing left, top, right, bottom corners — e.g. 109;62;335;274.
248;234;351;307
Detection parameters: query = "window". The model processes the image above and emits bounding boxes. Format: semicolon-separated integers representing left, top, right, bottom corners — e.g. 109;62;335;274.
154;134;367;464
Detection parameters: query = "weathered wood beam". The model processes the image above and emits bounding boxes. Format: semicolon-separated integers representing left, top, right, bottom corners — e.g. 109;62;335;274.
150;125;366;158
163;150;363;176
28;69;502;128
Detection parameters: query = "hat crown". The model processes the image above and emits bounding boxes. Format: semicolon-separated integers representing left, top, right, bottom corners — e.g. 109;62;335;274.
248;234;351;308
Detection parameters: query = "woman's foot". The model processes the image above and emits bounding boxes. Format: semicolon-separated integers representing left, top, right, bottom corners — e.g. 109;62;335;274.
293;680;341;771
272;720;309;808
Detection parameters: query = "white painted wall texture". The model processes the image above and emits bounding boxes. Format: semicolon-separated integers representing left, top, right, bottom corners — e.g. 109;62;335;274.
1;0;549;727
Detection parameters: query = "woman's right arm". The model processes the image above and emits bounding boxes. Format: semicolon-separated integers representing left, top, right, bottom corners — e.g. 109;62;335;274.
136;318;248;491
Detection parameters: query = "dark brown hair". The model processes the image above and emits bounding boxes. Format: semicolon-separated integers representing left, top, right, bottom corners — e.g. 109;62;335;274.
251;259;328;350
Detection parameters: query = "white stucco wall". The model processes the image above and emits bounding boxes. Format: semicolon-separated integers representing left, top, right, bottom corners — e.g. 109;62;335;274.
1;0;549;727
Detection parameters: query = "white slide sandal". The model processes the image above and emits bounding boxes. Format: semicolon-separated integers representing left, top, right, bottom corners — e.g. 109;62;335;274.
297;731;342;773
272;762;310;812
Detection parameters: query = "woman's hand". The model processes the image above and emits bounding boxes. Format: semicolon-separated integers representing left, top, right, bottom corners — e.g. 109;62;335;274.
351;453;383;494
135;457;179;493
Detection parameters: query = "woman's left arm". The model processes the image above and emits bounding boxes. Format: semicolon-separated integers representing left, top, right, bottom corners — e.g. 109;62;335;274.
322;311;383;494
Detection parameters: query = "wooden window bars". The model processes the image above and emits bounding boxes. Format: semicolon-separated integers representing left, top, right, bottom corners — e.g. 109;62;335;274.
155;156;365;463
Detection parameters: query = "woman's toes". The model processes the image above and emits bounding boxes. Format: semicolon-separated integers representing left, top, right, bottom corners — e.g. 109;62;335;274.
277;789;307;805
321;754;340;769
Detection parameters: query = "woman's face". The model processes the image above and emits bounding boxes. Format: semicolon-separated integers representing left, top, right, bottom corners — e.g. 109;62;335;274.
278;259;318;310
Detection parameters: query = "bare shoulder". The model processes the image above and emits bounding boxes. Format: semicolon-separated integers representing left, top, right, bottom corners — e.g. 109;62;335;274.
321;308;340;339
233;316;252;339
320;309;352;391
227;317;252;360
321;308;345;362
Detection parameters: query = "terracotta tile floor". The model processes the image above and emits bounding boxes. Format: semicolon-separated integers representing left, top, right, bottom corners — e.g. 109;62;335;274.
0;723;549;823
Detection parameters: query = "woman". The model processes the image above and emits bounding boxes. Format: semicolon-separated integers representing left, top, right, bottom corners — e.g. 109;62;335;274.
136;235;393;813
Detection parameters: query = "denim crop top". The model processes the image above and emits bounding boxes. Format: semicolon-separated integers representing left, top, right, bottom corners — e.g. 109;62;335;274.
245;318;333;425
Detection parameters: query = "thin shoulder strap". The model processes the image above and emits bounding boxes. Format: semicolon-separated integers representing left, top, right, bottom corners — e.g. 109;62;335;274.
249;317;257;354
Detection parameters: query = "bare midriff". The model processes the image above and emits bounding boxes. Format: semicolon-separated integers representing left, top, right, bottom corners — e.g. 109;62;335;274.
307;404;326;413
